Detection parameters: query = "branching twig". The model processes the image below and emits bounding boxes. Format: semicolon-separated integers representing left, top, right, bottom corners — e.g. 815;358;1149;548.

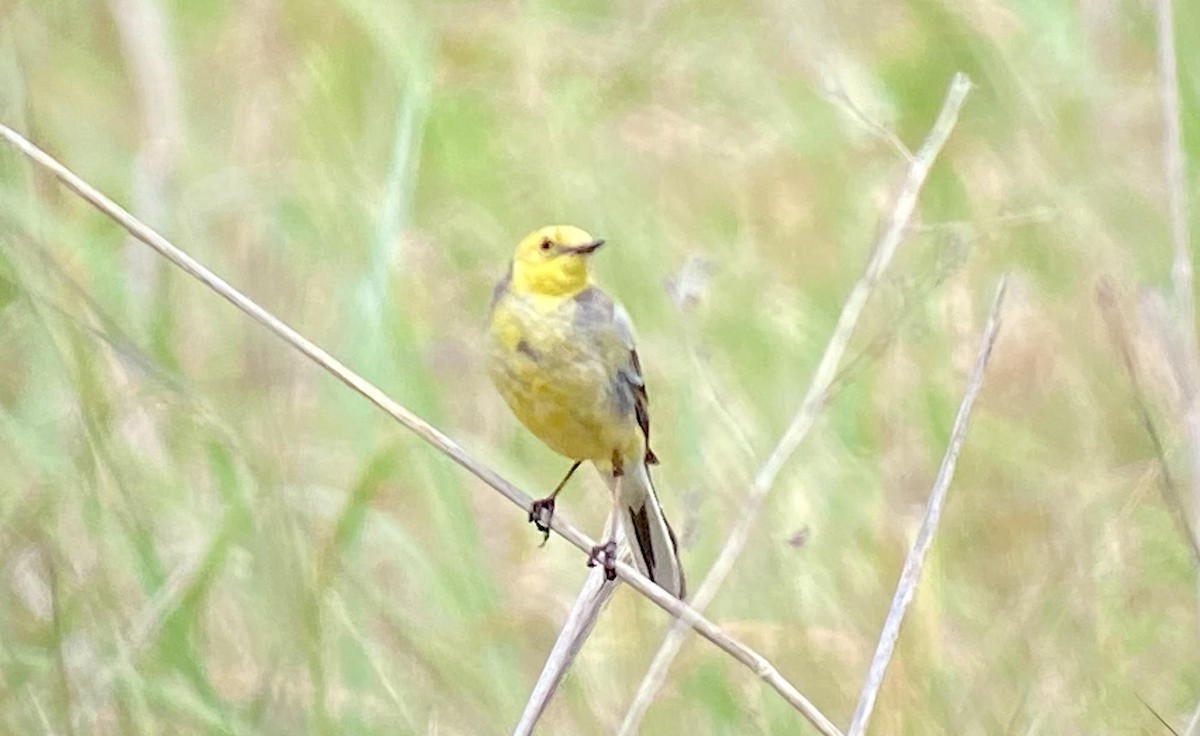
617;72;973;735
846;276;1007;736
0;122;842;736
822;73;914;162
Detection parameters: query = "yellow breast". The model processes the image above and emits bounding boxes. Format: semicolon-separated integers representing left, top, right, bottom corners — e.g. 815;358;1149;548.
487;290;639;464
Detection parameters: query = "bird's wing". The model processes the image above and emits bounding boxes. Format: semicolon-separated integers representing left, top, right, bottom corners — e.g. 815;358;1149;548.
488;266;513;315
574;286;658;465
613;302;659;465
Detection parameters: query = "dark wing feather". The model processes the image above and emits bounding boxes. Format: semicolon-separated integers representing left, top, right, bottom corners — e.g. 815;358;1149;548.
610;298;659;465
626;344;658;464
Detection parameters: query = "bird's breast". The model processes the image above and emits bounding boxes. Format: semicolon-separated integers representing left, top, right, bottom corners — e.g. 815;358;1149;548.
487;292;634;461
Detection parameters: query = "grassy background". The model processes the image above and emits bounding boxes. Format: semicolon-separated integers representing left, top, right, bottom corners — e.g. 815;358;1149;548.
2;0;1199;733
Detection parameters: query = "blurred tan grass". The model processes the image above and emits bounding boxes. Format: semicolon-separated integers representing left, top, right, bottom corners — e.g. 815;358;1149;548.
2;0;1199;734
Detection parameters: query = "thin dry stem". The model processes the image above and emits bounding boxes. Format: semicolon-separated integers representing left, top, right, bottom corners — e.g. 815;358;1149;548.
1157;0;1192;312
1096;281;1200;563
846;276;1007;736
1136;694;1180;736
512;541;619;736
912;206;1057;235
617;71;973;736
822;74;913;162
0;121;841;736
106;0;182;315
1153;0;1200;628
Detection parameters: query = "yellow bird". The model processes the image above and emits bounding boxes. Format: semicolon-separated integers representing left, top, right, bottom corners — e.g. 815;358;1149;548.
487;225;686;599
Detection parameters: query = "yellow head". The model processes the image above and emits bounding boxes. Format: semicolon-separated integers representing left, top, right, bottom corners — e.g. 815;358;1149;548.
509;225;605;297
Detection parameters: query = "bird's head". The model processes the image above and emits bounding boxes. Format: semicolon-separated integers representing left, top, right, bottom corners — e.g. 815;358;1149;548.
510;225;605;296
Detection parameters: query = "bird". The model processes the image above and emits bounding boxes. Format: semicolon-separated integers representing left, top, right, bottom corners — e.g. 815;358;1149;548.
486;225;686;599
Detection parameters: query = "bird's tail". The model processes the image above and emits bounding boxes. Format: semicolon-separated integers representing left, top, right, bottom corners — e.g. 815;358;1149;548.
612;458;686;599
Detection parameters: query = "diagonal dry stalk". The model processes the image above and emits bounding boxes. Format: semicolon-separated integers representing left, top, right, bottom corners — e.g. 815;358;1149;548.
106;0;183;321
846;276;1007;736
1156;0;1193;331
1152;0;1200;633
617;71;973;736
511;520;619;736
0;121;843;736
1096;282;1200;564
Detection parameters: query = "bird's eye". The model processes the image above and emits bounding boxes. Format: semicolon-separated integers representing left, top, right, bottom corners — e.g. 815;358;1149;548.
539;238;553;251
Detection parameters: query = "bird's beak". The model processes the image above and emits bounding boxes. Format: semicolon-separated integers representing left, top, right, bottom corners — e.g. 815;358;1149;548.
562;239;605;255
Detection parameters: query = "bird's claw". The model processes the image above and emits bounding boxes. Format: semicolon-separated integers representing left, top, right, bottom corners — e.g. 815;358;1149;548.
529;497;556;546
587;539;618;581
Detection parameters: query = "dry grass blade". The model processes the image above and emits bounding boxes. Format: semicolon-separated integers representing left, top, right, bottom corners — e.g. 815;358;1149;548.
617;71;973;736
1153;0;1200;619
821;73;913;162
1157;0;1192;314
0;121;841;736
45;552;79;736
1136;694;1182;736
1096;281;1200;563
106;0;182;321
1185;699;1200;736
846;276;1008;736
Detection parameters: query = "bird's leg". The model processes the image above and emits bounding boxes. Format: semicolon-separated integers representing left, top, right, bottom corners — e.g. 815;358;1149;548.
587;451;623;581
530;460;582;545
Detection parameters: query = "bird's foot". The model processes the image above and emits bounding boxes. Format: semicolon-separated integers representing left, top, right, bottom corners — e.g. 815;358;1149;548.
587;539;618;581
529;496;556;546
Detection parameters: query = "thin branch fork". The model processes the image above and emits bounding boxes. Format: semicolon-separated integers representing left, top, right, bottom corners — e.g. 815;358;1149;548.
0;122;842;736
617;71;974;736
846;276;1008;736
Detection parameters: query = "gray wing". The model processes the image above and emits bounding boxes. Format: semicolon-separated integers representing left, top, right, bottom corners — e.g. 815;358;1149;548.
613;303;659;464
574;287;659;465
488;266;513;315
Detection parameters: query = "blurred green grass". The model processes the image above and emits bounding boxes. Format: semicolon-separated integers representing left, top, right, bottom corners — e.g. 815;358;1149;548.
2;0;1199;734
